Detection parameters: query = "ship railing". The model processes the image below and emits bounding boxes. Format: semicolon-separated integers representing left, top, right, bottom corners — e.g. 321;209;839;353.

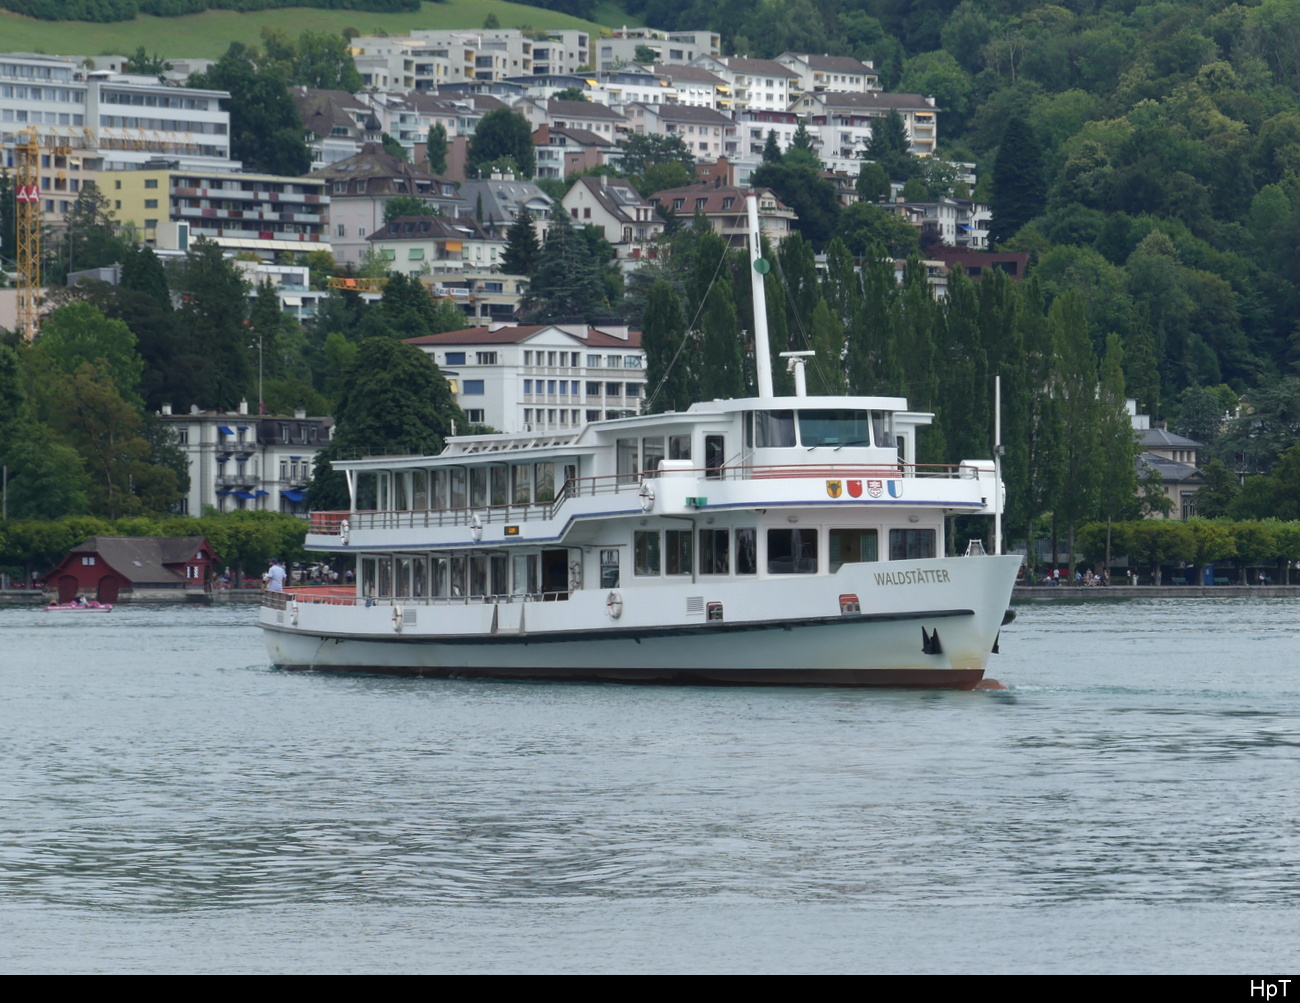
306;463;985;536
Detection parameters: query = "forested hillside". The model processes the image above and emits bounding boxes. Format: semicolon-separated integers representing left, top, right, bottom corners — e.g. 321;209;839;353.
595;1;1300;402
1;0;420;21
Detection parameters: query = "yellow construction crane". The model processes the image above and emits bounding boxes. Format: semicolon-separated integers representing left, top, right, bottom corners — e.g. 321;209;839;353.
14;128;41;341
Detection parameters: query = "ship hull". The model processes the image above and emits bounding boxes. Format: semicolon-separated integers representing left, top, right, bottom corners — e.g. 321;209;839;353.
259;555;1020;689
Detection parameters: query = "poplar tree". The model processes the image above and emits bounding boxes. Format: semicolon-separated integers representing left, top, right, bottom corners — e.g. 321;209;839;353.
1051;290;1102;575
642;279;695;413
501;211;540;277
989;115;1046;247
426;122;448;174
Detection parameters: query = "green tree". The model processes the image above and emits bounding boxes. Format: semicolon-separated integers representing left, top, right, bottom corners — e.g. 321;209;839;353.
468;108;537;179
381;132;409;162
837;202;919;258
382;195;437;223
33;301;145;408
751;161;840;250
123;46;171;80
172;238;252;410
309;338;462;509
641;278;694;414
864;108;916;182
426;122;449;174
501;211;540;277
989;116;1046;247
855;161;890;202
763;130;782;164
523;209;609;322
190;43;310;177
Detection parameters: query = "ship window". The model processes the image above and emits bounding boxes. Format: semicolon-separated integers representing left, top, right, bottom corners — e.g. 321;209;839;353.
432;469;448;509
413;558;428;597
699;529;729;574
394;473;409;510
396;557;412;597
749;410;795;448
469;555;489;597
513;464;532;503
450;467;468;508
377;558;394;596
534;462;555;503
767;529;818;574
669;434;691;460
413;470;429;509
450;556;467;597
889;528;935;561
432;557;449;597
491;555;509;596
871;411;894;448
600;549;620;588
634;531;660;576
798;409;871;448
470;466;489;507
705;435;725;479
641;436;665;476
617;437;639;481
513;553;539;595
491;465;509;506
361;557;377;596
666;530;693;575
736;528;757;575
830;529;879;571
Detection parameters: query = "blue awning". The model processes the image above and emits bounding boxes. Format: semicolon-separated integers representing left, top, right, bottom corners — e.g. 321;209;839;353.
218;426;234;434
254;490;269;497
216;456;228;463
215;489;231;495
282;489;306;503
233;491;256;499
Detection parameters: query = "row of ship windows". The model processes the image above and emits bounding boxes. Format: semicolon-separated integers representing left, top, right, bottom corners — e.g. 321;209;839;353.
355;527;938;599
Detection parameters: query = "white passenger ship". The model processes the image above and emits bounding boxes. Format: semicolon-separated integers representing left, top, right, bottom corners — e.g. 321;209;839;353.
260;198;1021;687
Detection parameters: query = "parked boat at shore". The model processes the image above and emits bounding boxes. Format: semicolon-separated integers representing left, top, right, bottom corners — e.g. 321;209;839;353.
45;600;113;612
259;196;1021;686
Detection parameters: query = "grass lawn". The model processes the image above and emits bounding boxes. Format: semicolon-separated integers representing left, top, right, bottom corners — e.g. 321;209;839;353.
0;1;639;60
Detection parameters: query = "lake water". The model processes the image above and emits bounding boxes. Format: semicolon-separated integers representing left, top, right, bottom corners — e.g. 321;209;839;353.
1;597;1297;973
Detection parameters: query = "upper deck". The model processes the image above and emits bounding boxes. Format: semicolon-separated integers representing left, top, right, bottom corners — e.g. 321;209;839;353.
308;396;1000;551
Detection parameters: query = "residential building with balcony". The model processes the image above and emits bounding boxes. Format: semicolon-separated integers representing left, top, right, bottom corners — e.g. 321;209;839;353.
457;174;554;239
367;215;505;277
649;63;727;109
775;53;881;100
291;87;382;168
623;103;737;159
647;183;796;246
421;272;527;325
100;166;329;257
159;403;333;517
598;29;720;70
561;175;663;272
533;124;615;179
1;54;232;222
405;323;645;433
691;56;798;113
312;142;466;266
512;97;627;141
791;90;939;156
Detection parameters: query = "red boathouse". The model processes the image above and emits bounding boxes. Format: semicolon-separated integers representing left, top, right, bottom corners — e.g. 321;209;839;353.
40;536;219;603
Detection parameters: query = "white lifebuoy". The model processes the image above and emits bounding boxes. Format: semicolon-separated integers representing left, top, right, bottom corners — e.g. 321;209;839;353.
339;519;350;545
639;480;656;512
290;601;300;626
606;590;623;619
392;605;404;633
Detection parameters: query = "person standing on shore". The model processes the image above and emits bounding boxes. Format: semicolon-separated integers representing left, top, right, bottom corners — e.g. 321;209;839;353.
263;559;286;592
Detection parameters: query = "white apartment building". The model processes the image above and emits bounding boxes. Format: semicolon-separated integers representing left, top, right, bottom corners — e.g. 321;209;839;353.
774;53;881;100
512;97;627;140
159;404;333;517
623;103;737;160
406;324;645;433
692;56;798;113
366;215;505;277
597;29;720;70
791;90;940;156
1;54;231;220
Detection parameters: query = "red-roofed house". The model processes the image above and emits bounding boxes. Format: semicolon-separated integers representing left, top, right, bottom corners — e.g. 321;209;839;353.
405;323;645;433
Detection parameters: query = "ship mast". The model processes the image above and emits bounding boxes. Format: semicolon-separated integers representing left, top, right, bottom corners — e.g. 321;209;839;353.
746;194;775;399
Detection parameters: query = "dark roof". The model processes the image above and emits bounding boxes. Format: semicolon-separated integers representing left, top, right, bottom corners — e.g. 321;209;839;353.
1139;452;1203;484
723;57;799;78
798;90;936;112
290;87;379;140
1139;428;1203;449
406;324;641;348
780;53;877;75
368;215;497;242
638;103;733;125
648;183;790;214
311;142;455;189
66;536;215;585
650;64;725;85
544;98;625;120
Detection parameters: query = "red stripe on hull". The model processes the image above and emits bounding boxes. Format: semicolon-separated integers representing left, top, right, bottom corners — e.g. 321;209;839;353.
273;664;985;689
